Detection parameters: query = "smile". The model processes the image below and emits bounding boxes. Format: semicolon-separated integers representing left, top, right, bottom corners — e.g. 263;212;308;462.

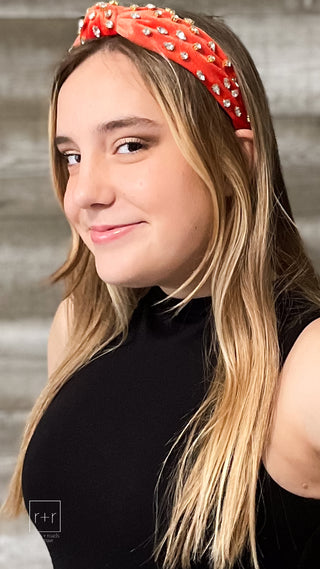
89;222;144;244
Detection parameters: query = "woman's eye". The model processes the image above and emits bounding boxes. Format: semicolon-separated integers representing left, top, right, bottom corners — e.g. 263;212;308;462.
116;139;147;155
63;154;81;166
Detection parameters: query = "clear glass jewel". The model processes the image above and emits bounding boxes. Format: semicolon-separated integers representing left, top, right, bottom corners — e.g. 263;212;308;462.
190;26;199;34
95;2;108;7
108;0;118;4
171;14;179;21
93;25;101;37
223;99;231;108
180;51;189;60
154;10;163;16
105;20;114;28
231;89;239;98
232;77;239;87
193;42;202;50
142;27;152;35
130;3;139;8
224;78;231;89
211;84;220;95
176;30;187;40
197;70;206;81
105;9;112;17
145;3;156;8
208;41;216;51
184;18;194;24
78;18;84;33
224;59;232;67
89;11;96;19
165;7;175;13
157;26;168;34
247;115;251;123
207;55;215;63
164;42;175;51
235;107;242;117
131;12;141;18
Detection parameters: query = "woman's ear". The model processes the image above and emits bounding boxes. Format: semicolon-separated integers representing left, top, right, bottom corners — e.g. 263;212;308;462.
224;129;255;199
235;128;255;171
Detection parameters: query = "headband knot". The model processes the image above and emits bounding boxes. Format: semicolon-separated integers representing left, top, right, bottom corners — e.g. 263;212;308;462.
71;2;251;130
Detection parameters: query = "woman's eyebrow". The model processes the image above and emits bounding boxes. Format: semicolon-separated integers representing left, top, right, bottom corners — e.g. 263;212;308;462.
55;115;162;146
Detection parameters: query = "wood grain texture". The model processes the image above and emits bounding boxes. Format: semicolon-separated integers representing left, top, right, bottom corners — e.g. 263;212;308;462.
0;0;319;18
0;13;319;115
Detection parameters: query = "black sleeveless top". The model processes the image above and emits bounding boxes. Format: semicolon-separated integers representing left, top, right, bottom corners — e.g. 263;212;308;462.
22;286;320;569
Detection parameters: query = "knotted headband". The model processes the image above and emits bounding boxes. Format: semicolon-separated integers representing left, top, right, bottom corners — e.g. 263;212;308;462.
71;1;251;130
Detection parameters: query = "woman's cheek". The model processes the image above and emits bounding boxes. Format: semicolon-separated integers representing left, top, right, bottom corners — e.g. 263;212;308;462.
63;188;76;225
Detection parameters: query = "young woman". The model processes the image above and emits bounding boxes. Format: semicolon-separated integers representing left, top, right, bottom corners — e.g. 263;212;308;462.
1;3;320;569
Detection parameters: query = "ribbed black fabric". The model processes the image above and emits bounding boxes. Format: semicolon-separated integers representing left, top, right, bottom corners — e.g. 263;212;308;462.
22;286;320;569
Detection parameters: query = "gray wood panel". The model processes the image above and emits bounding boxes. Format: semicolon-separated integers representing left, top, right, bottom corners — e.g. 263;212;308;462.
1;14;320;116
0;216;67;319
0;320;49;409
0;0;319;18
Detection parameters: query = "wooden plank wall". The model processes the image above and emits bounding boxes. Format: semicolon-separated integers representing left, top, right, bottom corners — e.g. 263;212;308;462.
0;2;319;566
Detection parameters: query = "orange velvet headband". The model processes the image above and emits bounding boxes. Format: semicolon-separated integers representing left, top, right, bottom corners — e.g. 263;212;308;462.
71;1;251;130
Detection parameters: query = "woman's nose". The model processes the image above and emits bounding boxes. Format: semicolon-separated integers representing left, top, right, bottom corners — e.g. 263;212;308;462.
72;154;116;209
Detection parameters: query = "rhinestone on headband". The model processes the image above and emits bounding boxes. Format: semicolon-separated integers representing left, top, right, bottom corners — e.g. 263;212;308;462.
176;30;187;40
157;26;168;34
196;70;206;81
92;25;101;37
78;18;84;33
164;41;175;51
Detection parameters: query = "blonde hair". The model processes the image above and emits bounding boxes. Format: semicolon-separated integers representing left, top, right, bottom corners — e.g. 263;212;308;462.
2;9;320;569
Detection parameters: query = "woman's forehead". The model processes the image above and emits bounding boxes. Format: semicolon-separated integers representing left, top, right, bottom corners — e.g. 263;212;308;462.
56;50;164;130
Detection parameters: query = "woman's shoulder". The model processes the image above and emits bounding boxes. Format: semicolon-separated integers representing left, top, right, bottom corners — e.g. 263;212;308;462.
47;297;74;378
275;290;320;366
264;292;320;498
278;312;320;453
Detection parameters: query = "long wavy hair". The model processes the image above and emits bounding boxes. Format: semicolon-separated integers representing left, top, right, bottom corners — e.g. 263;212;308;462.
1;8;320;569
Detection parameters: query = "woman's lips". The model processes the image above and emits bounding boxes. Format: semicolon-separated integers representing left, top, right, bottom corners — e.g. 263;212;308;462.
89;222;144;244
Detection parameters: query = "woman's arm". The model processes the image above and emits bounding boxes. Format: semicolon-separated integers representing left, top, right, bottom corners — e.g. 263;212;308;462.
264;316;320;497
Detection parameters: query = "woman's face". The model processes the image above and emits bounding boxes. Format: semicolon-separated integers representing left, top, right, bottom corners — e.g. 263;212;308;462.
56;49;213;297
